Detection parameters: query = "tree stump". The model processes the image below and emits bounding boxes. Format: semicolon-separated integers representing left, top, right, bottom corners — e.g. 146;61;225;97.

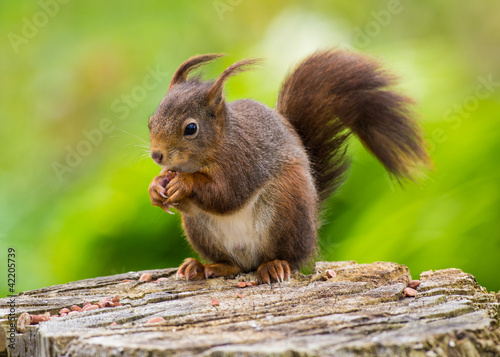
1;261;499;356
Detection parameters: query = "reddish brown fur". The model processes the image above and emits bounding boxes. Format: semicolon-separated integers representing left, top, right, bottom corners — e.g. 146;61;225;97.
266;160;318;269
277;50;430;202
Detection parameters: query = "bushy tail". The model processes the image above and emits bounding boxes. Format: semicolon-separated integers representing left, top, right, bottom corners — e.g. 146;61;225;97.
277;49;429;202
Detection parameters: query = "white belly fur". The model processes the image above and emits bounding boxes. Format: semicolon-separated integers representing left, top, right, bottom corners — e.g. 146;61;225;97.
203;189;273;271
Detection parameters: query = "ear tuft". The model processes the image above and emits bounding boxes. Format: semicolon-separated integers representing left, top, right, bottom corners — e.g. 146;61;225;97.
207;58;262;105
169;54;225;90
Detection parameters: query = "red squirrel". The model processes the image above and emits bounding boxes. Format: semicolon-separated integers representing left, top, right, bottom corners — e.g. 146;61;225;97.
148;50;429;284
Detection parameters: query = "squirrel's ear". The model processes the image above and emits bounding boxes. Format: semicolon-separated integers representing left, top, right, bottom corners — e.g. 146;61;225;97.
168;54;225;90
207;58;261;108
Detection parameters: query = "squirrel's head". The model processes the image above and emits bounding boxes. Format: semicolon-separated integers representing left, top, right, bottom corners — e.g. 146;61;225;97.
149;54;259;172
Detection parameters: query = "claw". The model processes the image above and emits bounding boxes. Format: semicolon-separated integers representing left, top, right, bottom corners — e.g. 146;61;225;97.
165;205;175;214
154;184;167;195
205;269;217;279
155;184;168;198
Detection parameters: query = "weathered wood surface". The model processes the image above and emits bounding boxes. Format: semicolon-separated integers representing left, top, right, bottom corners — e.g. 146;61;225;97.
1;261;499;356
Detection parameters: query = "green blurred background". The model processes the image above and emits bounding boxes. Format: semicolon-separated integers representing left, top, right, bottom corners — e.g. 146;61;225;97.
1;1;499;297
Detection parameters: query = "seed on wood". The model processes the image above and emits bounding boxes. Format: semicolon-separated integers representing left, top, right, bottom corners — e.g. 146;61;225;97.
67;311;79;316
83;301;90;307
236;293;243;298
212;299;220;307
82;304;99;312
30;314;49;323
112;295;120;303
71;305;82;312
120;279;135;283
97;300;112;308
110;322;118;326
409;280;421;289
147;317;165;324
139;273;152;282
155;278;169;283
97;301;106;308
59;308;70;315
246;281;257;287
404;287;418;297
235;282;247;288
326;270;336;278
97;297;114;308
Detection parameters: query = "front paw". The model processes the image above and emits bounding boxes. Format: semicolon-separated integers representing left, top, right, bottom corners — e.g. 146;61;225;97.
149;171;176;213
165;173;193;205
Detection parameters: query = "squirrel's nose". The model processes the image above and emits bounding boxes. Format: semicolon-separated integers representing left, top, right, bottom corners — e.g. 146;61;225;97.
151;150;164;164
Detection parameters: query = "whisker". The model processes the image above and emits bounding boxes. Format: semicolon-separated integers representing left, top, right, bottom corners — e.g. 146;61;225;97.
132;143;151;149
118;129;150;145
117;142;151;150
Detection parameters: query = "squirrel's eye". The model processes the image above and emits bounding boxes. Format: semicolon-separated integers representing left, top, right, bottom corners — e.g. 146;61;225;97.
184;123;197;136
